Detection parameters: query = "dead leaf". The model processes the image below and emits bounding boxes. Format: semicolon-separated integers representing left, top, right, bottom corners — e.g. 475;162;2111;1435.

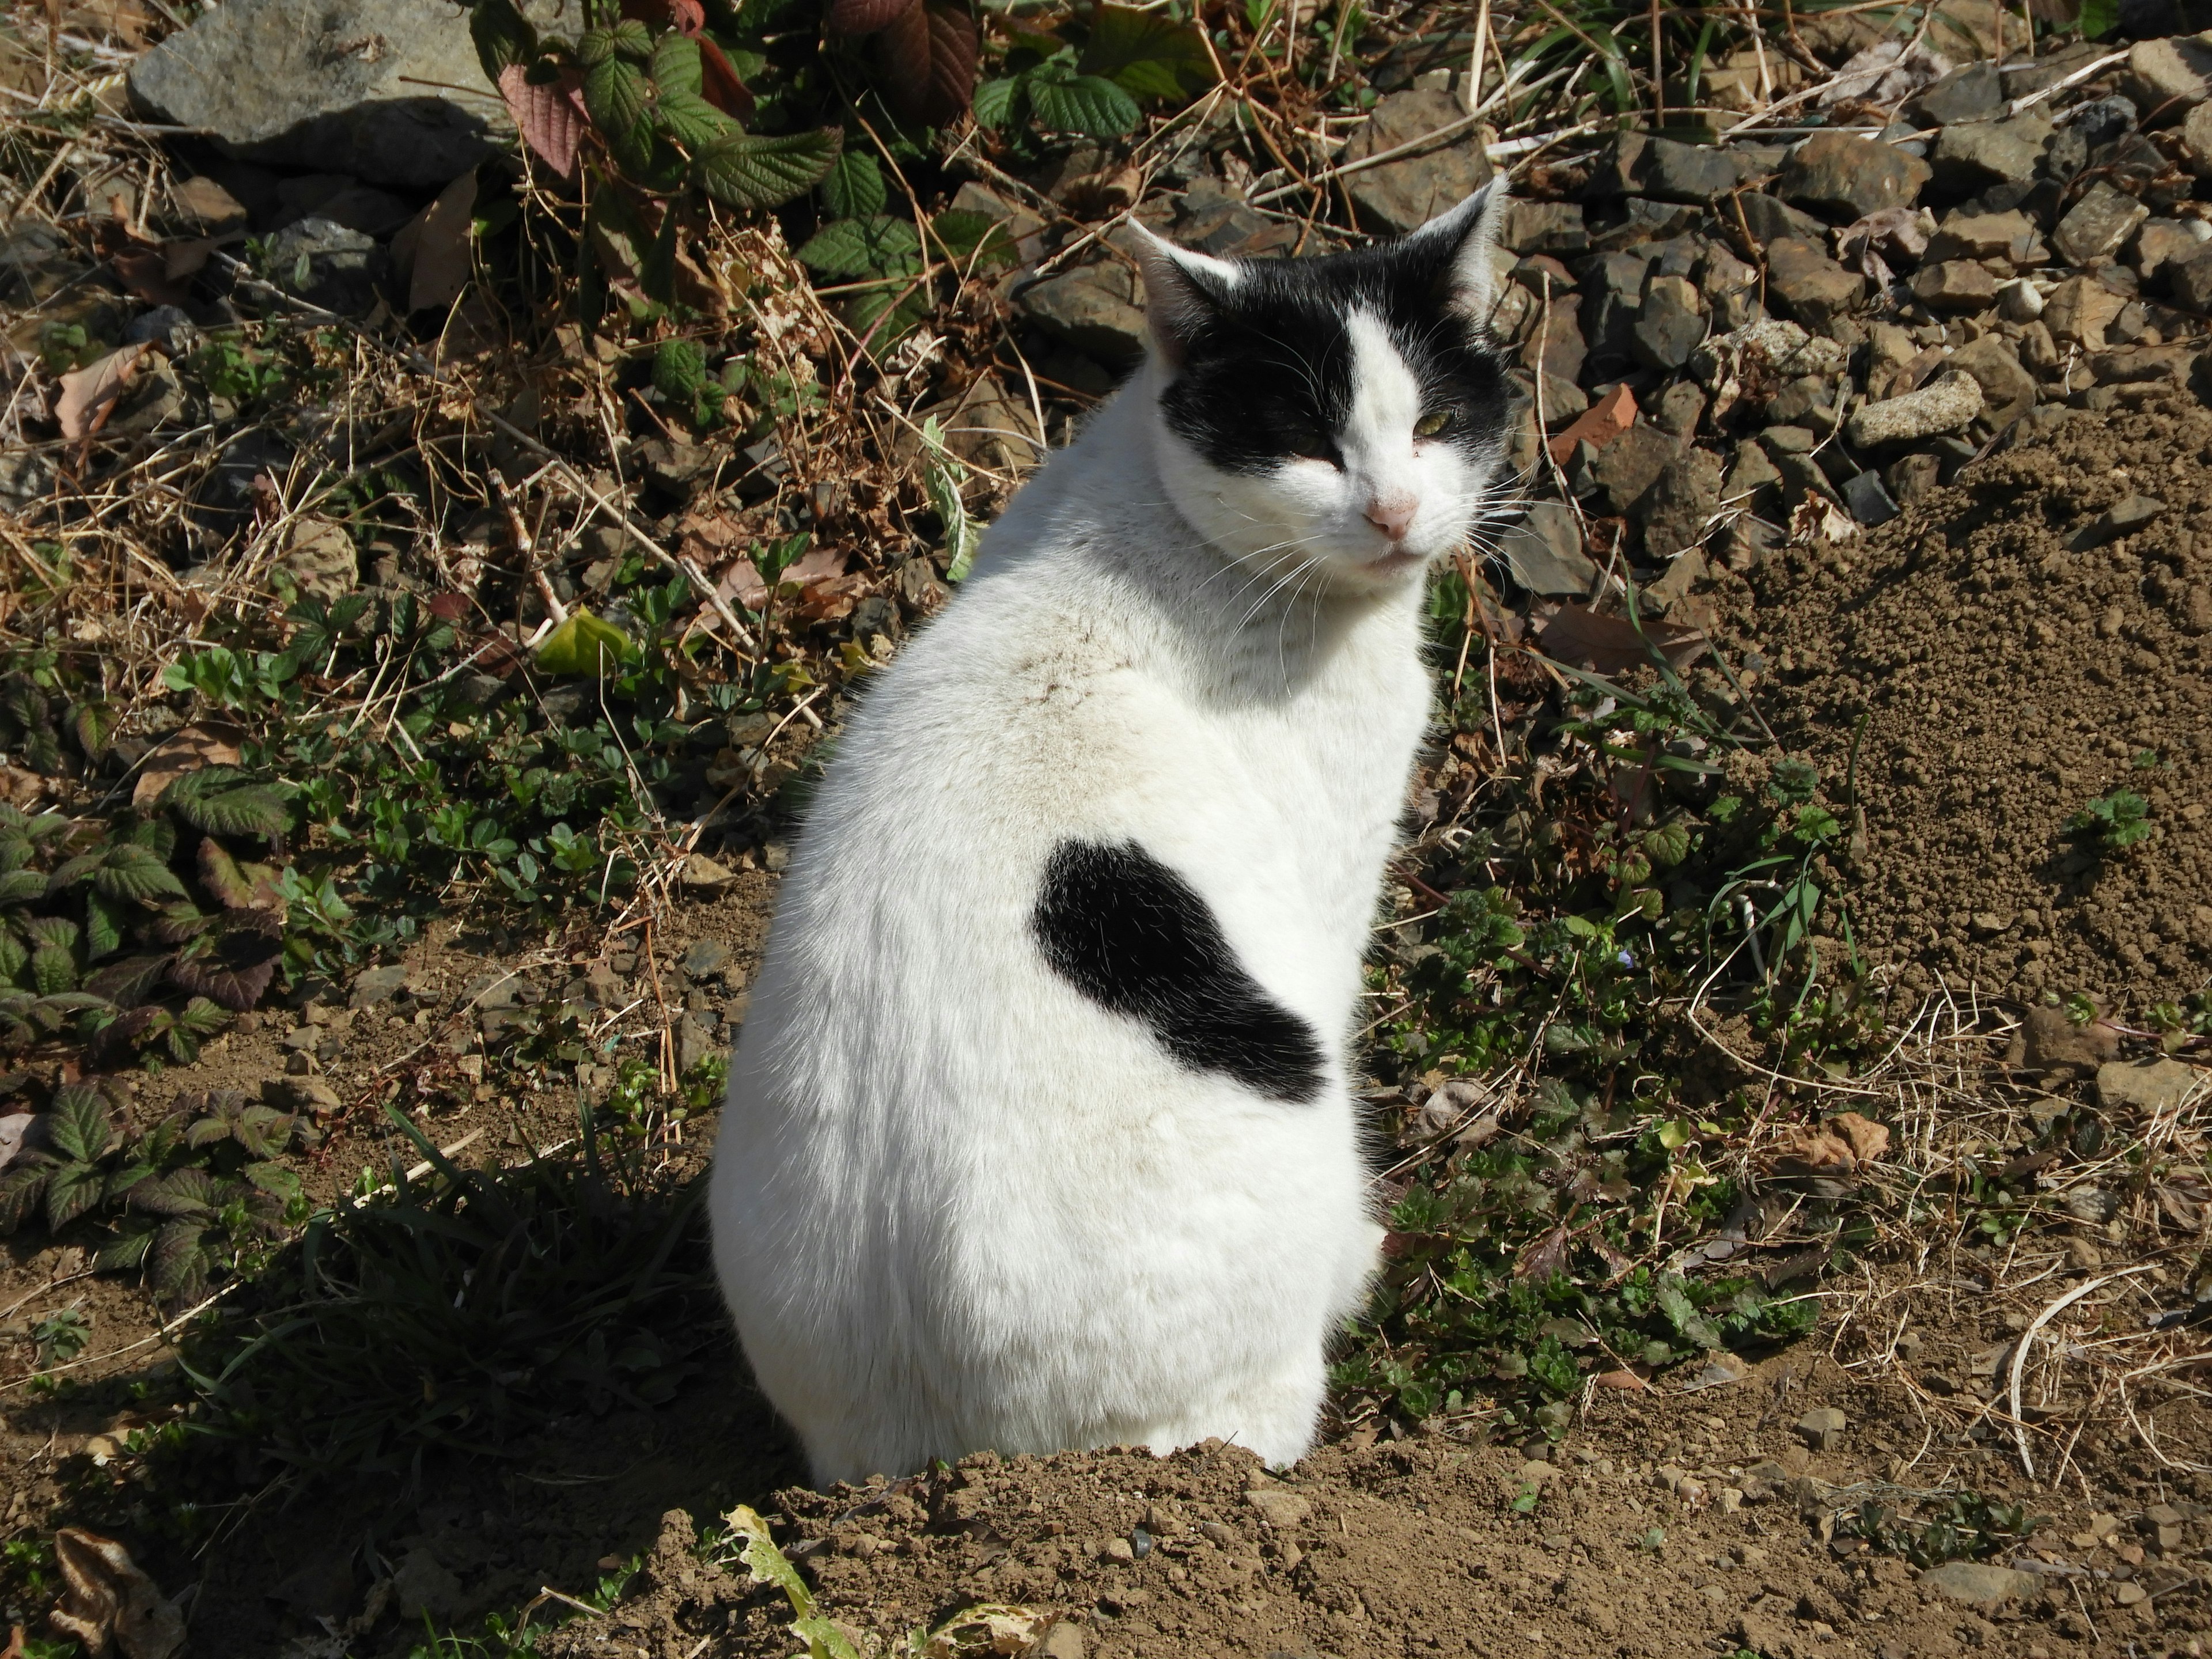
1537;604;1707;675
1828;1111;1889;1164
717;558;769;611
1595;1368;1649;1391
162;237;226;281
498;64;588;180
780;546;849;587
55;344;146;441
130;723;244;808
1767;1112;1888;1179
109;247;187;307
1547;383;1637;464
395;171;478;315
1513;1224;1572;1282
50;1528;185;1659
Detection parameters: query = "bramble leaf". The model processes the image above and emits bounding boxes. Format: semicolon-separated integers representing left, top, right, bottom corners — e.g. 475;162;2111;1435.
691;128;840;210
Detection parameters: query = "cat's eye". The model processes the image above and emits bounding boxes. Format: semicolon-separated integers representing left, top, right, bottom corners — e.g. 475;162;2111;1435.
1415;409;1455;438
1280;422;1336;463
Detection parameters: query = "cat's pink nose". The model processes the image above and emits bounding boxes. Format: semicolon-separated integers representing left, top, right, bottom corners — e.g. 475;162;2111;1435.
1365;497;1416;541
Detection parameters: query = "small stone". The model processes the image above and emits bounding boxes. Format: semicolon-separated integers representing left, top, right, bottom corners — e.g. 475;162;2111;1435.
682;940;733;982
1903;60;2003;126
1498;200;1588;256
1037;1624;1086;1659
264;217;389;315
1910;260;1998;314
680;852;741;893
1731;191;1827;249
1244;1488;1312;1528
1641;448;1726;559
1795;1406;1847;1451
1017;262;1146;366
2071;492;2168;549
2097;1058;2200;1114
1998;278;2044;321
2044;274;2130;349
1643;137;1742;203
1498;502;1596;596
1100;1536;1135;1563
171;174;249;232
2074;94;2139;151
677;1014;719;1074
1725;440;1783;512
1342;89;1491;236
1946;335;2037;425
2054;181;2152;268
1888;450;1942;503
1969;911;2014;938
1929;115;2054;195
1690;318;1849;387
1633;275;1706;372
2023;1005;2119;1073
1653;380;1706;439
2124;32;2212;122
1762;237;1866;327
1778;131;1930;221
392;1547;463;1621
263;1075;342;1115
2131;217;2203;282
1846;370;1983;447
2183;98;2212;177
350;961;408;1011
1589;422;1677;516
1925;209;2044;266
1842;470;1900;527
1920;1560;2041;1606
2166;241;2212;312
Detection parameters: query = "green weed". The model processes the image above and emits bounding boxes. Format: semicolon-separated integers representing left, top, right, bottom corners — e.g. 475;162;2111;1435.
2064;789;2153;855
1840;1491;2046;1566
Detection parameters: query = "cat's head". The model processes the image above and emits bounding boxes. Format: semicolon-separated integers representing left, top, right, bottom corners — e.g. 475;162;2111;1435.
1134;182;1516;596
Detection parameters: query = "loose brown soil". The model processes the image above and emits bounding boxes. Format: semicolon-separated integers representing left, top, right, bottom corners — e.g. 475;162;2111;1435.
1737;396;2212;1012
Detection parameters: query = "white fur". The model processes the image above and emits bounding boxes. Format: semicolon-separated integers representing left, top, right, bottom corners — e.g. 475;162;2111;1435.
710;200;1507;1487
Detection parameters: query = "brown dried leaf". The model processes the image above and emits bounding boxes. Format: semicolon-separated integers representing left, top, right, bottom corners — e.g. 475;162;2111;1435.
878;0;978;127
1828;1111;1889;1164
396;170;478;315
55;344;146;441
110;247;187;307
1513;1223;1572;1282
498;63;588;180
131;723;244;808
1537;605;1707;675
717;558;769;611
781;546;849;587
1767;1112;1888;1179
50;1528;185;1659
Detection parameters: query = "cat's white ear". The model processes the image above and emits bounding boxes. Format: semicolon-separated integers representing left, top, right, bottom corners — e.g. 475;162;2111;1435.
1407;178;1512;324
1128;224;1239;368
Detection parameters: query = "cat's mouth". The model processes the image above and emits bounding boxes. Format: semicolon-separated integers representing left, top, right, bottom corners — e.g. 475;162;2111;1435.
1362;549;1427;577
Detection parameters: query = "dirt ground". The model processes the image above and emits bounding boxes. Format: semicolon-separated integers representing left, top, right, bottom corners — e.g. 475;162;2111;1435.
4;415;2211;1659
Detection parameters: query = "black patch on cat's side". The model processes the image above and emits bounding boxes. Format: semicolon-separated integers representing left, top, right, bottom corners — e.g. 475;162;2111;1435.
1155;222;1513;478
1033;839;1325;1105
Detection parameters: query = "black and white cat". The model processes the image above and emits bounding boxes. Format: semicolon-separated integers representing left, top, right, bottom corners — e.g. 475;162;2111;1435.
710;182;1518;1485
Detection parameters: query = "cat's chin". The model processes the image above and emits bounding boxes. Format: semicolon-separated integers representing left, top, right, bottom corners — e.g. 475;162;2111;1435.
1324;547;1434;592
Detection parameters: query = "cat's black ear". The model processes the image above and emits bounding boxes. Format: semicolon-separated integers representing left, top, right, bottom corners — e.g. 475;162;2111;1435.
1404;179;1511;325
1130;226;1238;368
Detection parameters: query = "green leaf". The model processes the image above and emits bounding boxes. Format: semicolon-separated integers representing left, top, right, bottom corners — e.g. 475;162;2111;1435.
1080;3;1215;99
931;209;1012;268
640;204;681;305
535;608;639;677
650;29;703;95
84;891;124;961
47;1085;113;1164
45;1160;105;1231
610;17;654;59
971;75;1020;128
0;931;24;987
0;869;44;904
1027;70;1142;136
797;215;922;279
469;0;537;81
93;840;188;903
584;56;656;151
2079;0;2117;36
32;944;76;995
0;1165;47;1233
150;1216;214;1301
244;1161;302;1202
691;128;841;210
72;700;117;757
821;149;887;218
171;785;291;838
657;88;736;148
653;339;709;402
84;954;171;1007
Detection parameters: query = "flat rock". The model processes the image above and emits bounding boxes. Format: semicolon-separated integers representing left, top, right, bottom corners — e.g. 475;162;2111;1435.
682;939;734;980
1632;275;1706;371
1017;262;1146;366
2054;180;2150;267
2125;32;2212;123
1643;137;1741;203
1690;318;1849;385
1762;237;1865;327
128;0;516;188
1928;115;2053;194
1846;370;1983;446
1342;89;1490;236
349;964;413;1007
1499;200;1588;256
1926;208;2043;264
1842;469;1900;527
1910;259;1998;313
1244;1488;1312;1528
2021;1004;2119;1072
1778;131;1930;221
680;851;742;892
2168;242;2212;311
1795;1406;1846;1450
1946;335;2037;425
2044;274;2131;348
1641;448;1725;559
1498;502;1596;595
2133;217;2205;281
1919;1561;2041;1605
1589;422;1677;516
1903;59;2004;126
1730;191;1827;249
2097;1057;2202;1113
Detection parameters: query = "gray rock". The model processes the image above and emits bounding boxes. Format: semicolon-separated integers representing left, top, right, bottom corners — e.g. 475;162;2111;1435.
1910;259;1998;313
0;451;56;510
1690;318;1849;386
1342;89;1490;236
1498;200;1588;257
349;964;413;1008
1017;261;1146;366
1841;469;1900;527
2170;242;2212;310
1589;423;1677;516
1643;138;1741;203
263;1075;343;1116
1794;1405;1847;1450
392;1547;463;1622
1641;448;1725;559
1778;131;1930;221
2133;217;2205;282
1497;502;1596;596
677;1013;719;1074
1762;237;1866;327
1929;115;2054;194
265;217;389;315
1632;275;1706;371
1845;370;1983;446
2073;95;2140;151
1903;60;2003;127
1946;335;2037;425
1919;1561;2041;1606
2124;33;2212;123
2054;181;2150;267
2070;492;2167;550
1925;208;2043;264
1725;441;1782;512
0;222;85;306
1652;380;1706;439
2097;1058;2199;1113
1729;191;1827;249
1888;450;1942;502
128;0;516;188
682;939;734;981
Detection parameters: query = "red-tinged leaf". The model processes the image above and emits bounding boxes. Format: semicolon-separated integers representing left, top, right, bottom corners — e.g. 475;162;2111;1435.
499;63;589;180
84;954;173;1009
426;592;471;622
830;0;918;32
698;34;757;122
667;0;704;31
168;911;282;1012
112;246;188;306
1536;605;1707;675
878;0;978;128
55;344;147;441
1513;1223;1573;1282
